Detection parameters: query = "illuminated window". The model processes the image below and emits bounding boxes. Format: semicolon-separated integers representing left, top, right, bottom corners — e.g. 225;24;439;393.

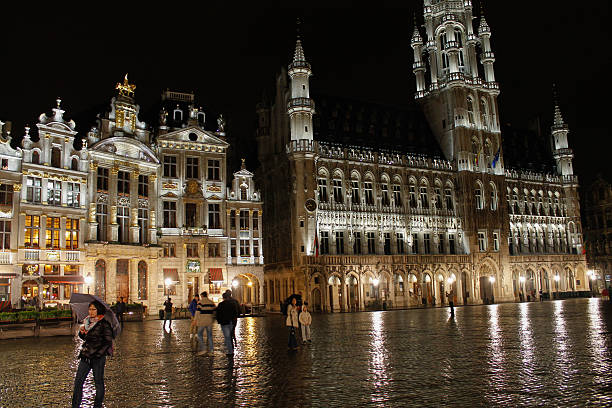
65;219;79;250
26;177;42;203
45;217;60;249
67;183;80;208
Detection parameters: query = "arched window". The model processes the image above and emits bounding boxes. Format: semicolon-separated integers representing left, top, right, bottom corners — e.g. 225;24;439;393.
173;107;183;122
51;147;61;168
317;170;329;202
467;97;475;124
475;182;484;210
419;181;429;209
489;183;498;211
480;99;489;128
444;185;454;210
380;177;390;206
455;28;464;67
439;33;449;70
71;157;79;171
95;259;106;300
138;261;147;300
409;179;418;208
32;150;40;165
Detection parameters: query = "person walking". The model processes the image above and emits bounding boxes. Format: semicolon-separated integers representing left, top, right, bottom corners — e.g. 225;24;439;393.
71;300;114;408
299;302;312;344
286;297;299;351
116;297;126;326
446;289;455;317
216;292;239;357
188;294;200;348
163;297;173;331
196;292;216;355
225;289;241;347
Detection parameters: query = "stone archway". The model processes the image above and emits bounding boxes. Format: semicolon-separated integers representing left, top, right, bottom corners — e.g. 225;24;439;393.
346;273;360;312
311;287;322;312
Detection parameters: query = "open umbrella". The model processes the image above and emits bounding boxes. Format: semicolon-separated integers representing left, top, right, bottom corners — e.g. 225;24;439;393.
69;293;121;337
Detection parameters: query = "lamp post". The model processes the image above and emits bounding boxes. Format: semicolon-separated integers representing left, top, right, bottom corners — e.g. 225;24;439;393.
372;278;379;308
519;276;526;301
164;277;172;296
84;274;93;294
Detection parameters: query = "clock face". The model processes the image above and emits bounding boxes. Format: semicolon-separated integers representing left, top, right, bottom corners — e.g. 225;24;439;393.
305;198;317;212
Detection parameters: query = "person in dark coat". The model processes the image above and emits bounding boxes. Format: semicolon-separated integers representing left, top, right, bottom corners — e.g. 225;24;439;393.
224;290;241;346
216;292;239;357
72;300;114;408
116;297;126;326
163;297;173;331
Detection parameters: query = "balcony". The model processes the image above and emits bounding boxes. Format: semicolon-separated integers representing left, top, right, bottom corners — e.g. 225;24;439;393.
412;61;426;71
65;251;80;262
0;251;11;265
287;97;315;114
286;139;315;153
24;249;40;261
181;227;207;236
288;60;311;72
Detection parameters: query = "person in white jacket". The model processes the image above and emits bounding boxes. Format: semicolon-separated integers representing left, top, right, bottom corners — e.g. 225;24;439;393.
299;302;312;344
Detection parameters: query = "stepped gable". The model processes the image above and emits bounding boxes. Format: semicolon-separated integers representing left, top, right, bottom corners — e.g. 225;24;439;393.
312;94;443;157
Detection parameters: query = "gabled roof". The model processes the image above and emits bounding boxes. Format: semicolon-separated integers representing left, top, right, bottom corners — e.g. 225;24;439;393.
157;126;229;147
90;136;160;164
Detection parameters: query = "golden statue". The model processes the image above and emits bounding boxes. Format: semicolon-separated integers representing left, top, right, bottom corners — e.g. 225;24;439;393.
116;74;136;97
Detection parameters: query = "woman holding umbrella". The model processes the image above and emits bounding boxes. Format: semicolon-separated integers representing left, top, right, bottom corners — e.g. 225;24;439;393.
71;299;114;408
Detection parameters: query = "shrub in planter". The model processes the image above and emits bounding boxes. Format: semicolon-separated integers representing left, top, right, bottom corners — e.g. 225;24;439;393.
18;311;39;322
0;312;18;322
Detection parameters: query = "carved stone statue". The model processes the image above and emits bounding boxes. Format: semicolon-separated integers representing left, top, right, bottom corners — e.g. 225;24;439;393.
217;114;226;132
89;203;97;223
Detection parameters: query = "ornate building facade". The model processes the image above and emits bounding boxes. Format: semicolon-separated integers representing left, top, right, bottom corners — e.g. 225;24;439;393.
582;175;612;291
0;79;263;313
256;0;588;312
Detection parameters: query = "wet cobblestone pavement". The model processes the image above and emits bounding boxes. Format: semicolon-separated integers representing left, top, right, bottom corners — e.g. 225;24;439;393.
1;298;611;407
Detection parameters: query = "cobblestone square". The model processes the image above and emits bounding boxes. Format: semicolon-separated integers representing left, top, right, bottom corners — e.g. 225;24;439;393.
1;299;611;407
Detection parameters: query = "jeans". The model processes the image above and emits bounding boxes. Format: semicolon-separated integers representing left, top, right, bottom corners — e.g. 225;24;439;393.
72;356;106;408
221;324;234;355
301;325;311;341
197;325;214;352
163;311;172;328
288;326;298;349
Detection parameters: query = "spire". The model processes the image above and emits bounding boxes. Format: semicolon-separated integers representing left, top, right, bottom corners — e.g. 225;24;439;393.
411;13;423;45
293;18;307;64
478;2;491;36
552;84;567;129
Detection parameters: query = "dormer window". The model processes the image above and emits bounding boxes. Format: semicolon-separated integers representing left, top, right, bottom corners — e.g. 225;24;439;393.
51;147;61;168
71;157;79;171
241;186;247;200
32;151;39;165
173;108;183;122
198;112;205;127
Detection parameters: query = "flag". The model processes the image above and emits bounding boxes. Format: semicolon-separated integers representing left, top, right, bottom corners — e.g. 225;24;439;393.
582;240;587;255
313;226;319;257
492;147;501;168
473;154;479;168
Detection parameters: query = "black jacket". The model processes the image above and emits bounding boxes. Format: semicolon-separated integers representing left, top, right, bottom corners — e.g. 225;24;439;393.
78;318;114;360
215;300;238;325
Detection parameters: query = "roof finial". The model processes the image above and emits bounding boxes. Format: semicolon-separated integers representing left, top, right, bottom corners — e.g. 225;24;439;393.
241;158;246;170
552;83;565;127
116;73;136;97
56;97;62;108
296;17;301;40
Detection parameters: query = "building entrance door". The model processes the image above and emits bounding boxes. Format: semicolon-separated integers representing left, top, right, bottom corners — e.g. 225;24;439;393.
116;259;129;300
187;276;199;302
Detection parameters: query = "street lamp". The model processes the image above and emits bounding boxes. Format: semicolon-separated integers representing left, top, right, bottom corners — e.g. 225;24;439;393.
164;277;172;296
84;274;93;294
232;279;239;288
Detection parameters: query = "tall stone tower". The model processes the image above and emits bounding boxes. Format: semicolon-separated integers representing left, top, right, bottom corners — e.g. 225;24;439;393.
287;34;318;264
412;0;506;257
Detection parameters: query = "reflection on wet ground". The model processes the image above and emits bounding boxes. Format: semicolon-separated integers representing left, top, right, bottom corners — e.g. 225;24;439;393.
1;298;611;407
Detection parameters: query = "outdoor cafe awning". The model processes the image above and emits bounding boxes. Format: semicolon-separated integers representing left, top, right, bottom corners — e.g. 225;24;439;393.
43;276;84;284
208;268;223;283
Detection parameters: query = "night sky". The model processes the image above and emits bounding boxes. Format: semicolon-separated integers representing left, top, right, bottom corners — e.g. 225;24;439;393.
1;3;608;182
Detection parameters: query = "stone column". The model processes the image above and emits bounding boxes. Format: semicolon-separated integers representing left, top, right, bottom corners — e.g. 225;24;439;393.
107;258;117;303
130;171;139;244
358;275;365;310
110;166;119;242
88;203;98;241
129;259;138;303
149;174;159;244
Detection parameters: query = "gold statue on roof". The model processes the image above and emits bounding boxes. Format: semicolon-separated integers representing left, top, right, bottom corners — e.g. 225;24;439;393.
116;73;136;97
